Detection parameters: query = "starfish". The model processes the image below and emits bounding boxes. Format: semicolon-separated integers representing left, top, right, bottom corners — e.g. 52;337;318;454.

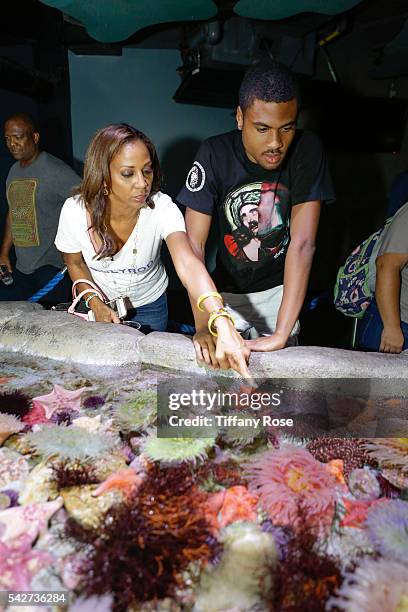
32;384;86;420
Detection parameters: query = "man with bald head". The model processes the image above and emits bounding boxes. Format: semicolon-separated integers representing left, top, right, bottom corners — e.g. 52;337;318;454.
0;113;80;302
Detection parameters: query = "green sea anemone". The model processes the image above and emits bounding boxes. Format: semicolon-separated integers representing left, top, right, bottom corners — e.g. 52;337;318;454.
143;434;216;464
25;424;118;461
114;392;157;433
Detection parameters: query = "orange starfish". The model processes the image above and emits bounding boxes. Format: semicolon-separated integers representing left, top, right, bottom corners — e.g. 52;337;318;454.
92;468;143;499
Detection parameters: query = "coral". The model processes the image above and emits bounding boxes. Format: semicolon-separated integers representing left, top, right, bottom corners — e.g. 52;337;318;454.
194;521;278;612
83;395;105;409
246;444;338;534
25;424;117;461
52;462;100;490
114;391;157;433
271;518;342;612
0;390;31;418
0;413;25;444
65;464;213;612
143;435;216;465
365;499;408;564
327;558;408;612
348;467;381;500
364;438;408;474
33;384;86;419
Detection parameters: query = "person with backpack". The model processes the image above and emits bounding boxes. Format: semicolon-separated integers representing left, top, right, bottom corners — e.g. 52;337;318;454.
357;202;408;353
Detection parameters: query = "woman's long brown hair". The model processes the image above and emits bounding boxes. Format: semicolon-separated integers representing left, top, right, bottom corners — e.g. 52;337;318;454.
76;123;162;259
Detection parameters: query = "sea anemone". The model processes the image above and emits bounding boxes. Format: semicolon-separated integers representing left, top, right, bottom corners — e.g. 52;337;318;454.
364;438;408;474
270;520;342;612
348;467;381;501
365;499;408;565
25;425;118;461
65;463;213;612
246;444;338;534
114;392;157;433
194;521;278;612
0;413;25;444
306;437;372;479
83;395;106;410
327;558;408;612
0;391;31;418
142;434;216;465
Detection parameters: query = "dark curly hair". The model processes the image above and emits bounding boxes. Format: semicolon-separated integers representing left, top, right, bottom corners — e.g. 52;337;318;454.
76;123;162;259
239;61;299;112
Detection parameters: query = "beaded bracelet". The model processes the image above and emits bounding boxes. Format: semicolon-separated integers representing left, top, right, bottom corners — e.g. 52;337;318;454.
197;291;223;313
208;309;235;337
84;292;100;309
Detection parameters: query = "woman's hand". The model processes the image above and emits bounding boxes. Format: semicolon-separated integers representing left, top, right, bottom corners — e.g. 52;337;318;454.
90;297;121;324
213;316;252;380
193;329;220;368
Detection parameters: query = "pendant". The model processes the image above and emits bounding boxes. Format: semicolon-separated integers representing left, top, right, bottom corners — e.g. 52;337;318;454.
133;248;137;254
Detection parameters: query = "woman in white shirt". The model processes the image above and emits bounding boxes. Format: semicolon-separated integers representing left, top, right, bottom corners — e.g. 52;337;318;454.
55;123;250;377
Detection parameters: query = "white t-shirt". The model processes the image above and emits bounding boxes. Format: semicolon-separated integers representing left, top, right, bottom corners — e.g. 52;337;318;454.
55;192;186;307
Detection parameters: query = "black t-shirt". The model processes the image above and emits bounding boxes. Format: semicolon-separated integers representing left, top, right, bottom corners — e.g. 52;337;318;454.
178;129;335;293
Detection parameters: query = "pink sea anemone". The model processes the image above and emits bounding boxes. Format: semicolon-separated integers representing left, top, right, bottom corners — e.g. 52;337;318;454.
246;444;339;534
327;558;408;612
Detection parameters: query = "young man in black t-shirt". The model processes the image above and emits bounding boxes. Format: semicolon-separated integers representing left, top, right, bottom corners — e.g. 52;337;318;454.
178;61;335;367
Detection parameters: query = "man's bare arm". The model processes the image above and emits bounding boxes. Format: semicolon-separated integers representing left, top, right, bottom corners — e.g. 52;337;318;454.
246;200;321;351
375;251;408;353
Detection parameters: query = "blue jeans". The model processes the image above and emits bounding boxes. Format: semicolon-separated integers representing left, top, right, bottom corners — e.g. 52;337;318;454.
357;299;408;351
0;265;71;305
127;292;168;333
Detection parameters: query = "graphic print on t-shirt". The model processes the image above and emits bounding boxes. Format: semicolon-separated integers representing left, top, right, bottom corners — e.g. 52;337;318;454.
222;181;289;265
7;179;40;247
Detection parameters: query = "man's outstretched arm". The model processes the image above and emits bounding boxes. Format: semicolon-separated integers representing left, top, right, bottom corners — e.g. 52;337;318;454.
246;200;321;351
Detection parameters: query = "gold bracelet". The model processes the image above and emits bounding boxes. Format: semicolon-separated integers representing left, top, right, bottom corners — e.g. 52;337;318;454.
208;310;235;337
197;291;223;313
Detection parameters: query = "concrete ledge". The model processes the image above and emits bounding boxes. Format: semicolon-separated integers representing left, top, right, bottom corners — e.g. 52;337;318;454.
0;303;143;366
0;302;408;378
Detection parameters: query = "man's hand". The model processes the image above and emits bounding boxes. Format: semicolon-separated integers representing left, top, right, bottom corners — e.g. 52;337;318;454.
380;326;404;353
0;255;12;273
245;331;287;352
193;329;220;368
90;298;121;324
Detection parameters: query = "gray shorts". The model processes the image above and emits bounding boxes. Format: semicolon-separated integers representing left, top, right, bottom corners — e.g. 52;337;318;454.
221;284;300;344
